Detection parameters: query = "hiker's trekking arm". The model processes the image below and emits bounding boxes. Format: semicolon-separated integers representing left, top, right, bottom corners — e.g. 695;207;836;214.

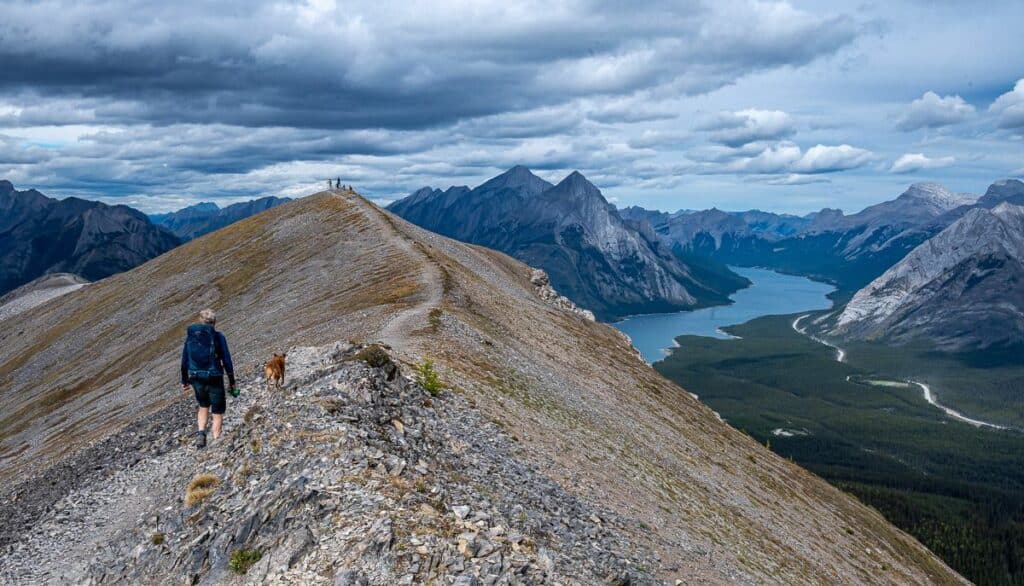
218;333;236;388
180;342;189;387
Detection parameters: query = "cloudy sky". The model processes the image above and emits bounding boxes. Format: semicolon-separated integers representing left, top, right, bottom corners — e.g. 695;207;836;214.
0;0;1021;214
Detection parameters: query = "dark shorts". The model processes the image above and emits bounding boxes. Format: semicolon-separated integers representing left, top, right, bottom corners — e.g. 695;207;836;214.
193;380;226;415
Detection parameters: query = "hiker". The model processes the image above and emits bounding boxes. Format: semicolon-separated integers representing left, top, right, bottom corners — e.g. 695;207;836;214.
181;308;237;448
335;177;341;189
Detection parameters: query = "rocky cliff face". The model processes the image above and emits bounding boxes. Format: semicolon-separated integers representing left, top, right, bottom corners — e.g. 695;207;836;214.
0;180;180;295
832;202;1024;350
151;196;292;241
0;190;964;584
389;167;746;320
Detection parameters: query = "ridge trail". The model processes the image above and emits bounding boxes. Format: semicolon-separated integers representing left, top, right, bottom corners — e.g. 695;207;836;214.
339;190;445;353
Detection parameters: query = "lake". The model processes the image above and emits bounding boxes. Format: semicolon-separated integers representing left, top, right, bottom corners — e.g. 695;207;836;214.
613;266;835;363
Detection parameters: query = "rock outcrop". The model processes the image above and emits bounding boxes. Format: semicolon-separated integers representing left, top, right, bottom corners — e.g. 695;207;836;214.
529;268;595;321
1;343;656;584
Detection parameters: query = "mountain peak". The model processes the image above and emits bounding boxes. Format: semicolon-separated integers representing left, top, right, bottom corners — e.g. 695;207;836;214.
410;186;436;198
0;180;13;194
554;170;598;192
980;179;1024;206
500;165;539;182
474;166;552;196
899;182;975;210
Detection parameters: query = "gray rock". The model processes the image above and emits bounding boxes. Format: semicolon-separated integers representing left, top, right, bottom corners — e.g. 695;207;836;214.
333;569;369;586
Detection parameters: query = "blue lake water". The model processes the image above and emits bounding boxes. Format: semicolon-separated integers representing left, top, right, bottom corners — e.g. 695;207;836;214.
613;267;835;363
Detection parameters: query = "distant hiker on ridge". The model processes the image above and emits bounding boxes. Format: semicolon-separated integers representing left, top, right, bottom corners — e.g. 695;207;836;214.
335;178;341;189
181;309;237;448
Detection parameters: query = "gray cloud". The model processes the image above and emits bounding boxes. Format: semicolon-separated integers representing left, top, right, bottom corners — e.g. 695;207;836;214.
748;174;831;186
990;79;1024;130
700;141;874;175
1;1;1021;215
696;109;796;147
889;153;956;174
0;135;55;165
0;0;859;131
895;91;975;131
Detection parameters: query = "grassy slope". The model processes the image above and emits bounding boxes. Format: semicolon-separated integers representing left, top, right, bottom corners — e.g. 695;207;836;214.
656;314;1024;584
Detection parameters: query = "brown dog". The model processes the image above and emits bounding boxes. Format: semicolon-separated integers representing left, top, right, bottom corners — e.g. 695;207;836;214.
265;353;286;390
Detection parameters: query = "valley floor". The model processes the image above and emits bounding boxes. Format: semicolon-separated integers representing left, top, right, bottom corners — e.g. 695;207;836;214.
655;314;1024;585
793;314;1012;430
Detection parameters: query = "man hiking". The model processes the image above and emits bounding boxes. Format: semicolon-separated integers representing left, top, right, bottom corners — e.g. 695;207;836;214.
181;308;237;448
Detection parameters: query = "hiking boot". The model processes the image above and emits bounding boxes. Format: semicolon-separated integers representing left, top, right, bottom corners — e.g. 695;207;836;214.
196;430;207;449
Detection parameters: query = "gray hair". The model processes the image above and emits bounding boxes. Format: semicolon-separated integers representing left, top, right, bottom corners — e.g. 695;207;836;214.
199;308;217;324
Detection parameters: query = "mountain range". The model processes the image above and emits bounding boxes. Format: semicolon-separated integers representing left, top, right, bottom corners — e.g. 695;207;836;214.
632;182;983;291
0;180;180;296
389;166;747;321
7;173;1022;351
0;189;961;584
624;178;1024;349
151;197;291;241
0;181;295;296
832;201;1024;350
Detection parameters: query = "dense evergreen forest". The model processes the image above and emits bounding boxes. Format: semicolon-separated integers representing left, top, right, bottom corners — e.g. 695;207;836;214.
656;314;1024;585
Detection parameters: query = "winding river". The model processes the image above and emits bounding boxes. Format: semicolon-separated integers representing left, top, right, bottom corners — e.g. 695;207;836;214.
793;314;1009;431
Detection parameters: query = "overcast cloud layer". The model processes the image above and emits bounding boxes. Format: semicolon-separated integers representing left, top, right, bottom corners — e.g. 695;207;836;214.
0;0;1021;213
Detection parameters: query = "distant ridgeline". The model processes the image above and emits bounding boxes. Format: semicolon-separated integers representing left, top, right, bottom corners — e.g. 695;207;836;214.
0;180;291;296
150;197;291;241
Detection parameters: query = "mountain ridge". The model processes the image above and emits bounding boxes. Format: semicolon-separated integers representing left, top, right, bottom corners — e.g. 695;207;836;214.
0;188;962;584
629;179;1016;291
151;196;292;241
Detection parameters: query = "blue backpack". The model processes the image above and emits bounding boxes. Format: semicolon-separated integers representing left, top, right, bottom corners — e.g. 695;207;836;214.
185;323;223;381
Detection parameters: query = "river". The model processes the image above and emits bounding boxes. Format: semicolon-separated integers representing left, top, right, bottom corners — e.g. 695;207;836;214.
613;266;835;363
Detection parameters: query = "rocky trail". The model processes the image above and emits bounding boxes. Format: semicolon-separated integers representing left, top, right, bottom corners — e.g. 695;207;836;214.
0;341;658;585
361;194;446;353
